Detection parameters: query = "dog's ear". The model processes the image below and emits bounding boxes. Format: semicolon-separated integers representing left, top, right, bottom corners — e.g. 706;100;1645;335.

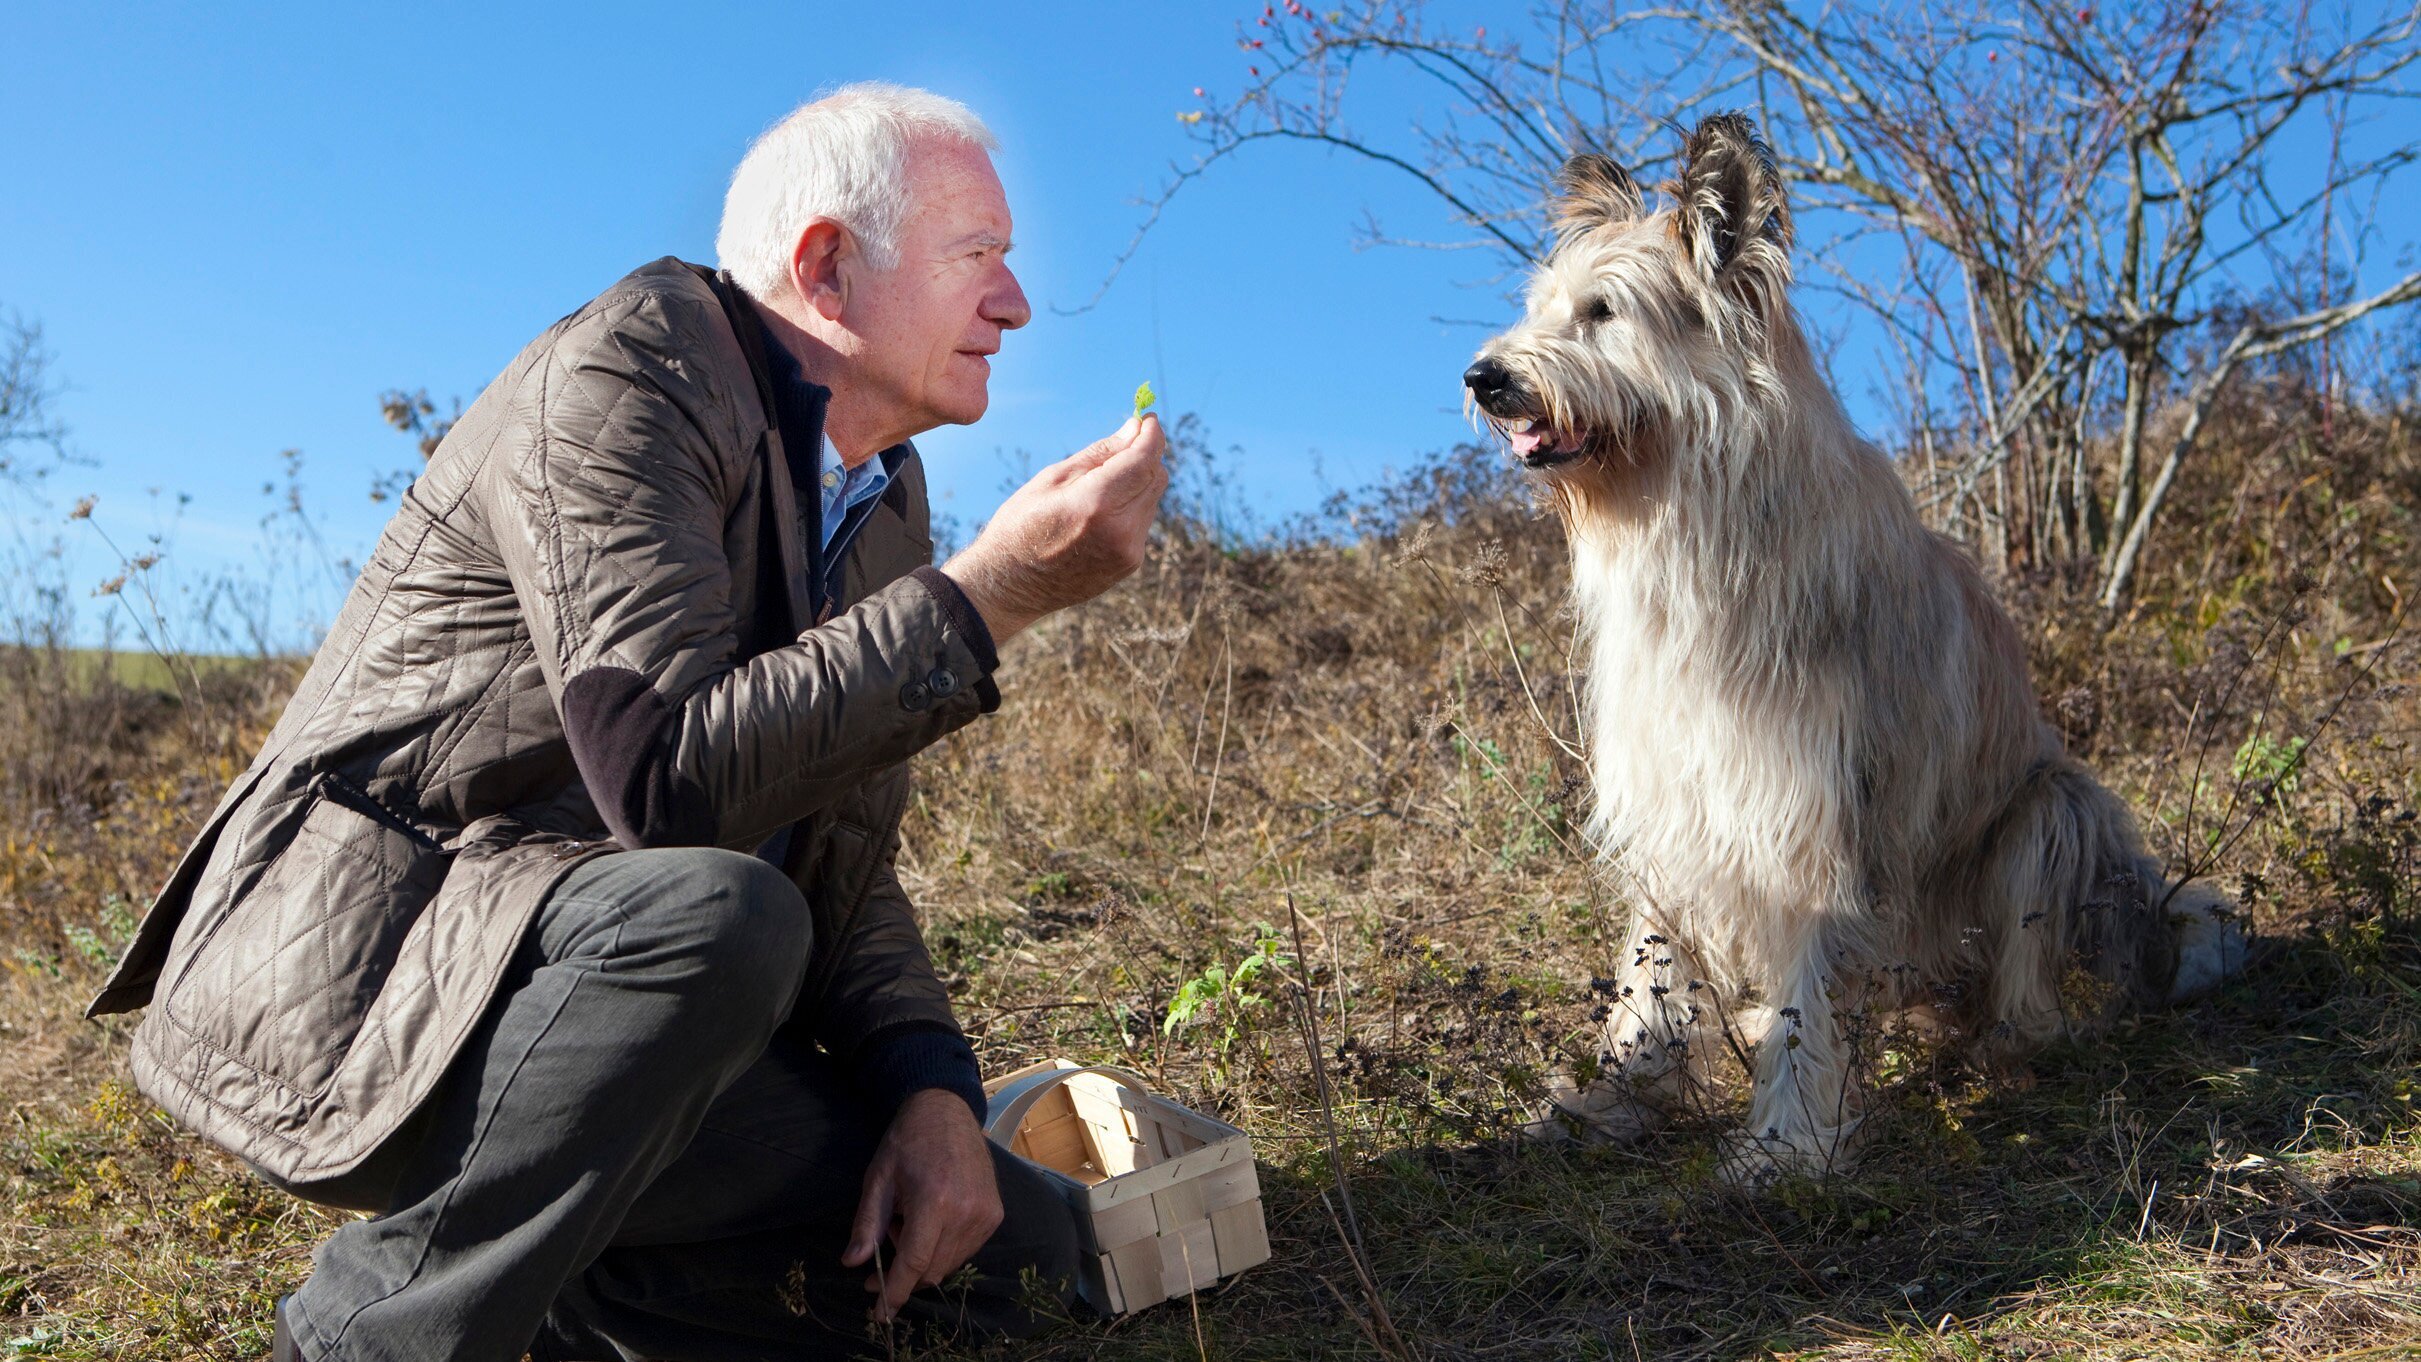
1551;151;1644;243
1672;112;1793;303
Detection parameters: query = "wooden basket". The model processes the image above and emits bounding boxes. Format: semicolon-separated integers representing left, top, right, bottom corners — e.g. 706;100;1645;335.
983;1061;1269;1314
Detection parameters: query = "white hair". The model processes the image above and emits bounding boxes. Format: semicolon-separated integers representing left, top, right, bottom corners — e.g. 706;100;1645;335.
716;83;998;300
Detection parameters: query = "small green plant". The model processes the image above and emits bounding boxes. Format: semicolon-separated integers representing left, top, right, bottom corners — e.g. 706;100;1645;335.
1450;733;1563;865
1132;380;1157;419
1162;924;1295;1065
2231;731;2308;796
1021;870;1076;902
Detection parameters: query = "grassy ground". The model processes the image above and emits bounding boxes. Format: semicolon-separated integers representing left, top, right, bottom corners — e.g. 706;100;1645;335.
2;400;2416;1359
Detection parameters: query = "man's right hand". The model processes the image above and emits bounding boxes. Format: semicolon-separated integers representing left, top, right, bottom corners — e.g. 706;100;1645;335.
940;413;1169;646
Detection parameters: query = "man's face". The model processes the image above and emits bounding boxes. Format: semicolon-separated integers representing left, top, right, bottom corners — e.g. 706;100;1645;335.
840;138;1030;434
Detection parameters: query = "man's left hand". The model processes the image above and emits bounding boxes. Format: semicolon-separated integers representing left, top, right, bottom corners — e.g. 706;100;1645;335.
842;1089;1004;1322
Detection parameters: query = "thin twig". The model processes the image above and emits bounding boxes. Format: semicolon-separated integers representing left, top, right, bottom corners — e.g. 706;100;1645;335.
1492;585;1584;760
1199;627;1235;847
1289;894;1417;1360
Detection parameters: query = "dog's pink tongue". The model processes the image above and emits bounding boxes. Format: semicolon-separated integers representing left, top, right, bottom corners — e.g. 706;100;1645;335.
1509;428;1546;457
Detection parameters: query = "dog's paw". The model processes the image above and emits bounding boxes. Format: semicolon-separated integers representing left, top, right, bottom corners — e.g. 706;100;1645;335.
1715;1146;1780;1188
1715;1138;1803;1188
1718;1120;1861;1186
1525;1074;1668;1145
2167;900;2248;1002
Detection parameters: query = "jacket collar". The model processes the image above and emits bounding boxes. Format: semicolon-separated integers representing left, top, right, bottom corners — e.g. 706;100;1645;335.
749;313;915;618
692;264;918;633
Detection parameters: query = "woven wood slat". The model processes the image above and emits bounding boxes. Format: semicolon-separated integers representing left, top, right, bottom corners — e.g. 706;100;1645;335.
984;1060;1271;1315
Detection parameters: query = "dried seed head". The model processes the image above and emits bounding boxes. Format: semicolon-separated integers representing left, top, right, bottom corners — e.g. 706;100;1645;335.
1418;702;1460;738
1455;539;1508;586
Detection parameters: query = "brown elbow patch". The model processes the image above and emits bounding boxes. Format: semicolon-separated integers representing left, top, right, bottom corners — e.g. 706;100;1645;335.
561;667;716;848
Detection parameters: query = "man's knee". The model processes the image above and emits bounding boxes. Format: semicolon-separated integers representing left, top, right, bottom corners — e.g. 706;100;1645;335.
572;846;812;1015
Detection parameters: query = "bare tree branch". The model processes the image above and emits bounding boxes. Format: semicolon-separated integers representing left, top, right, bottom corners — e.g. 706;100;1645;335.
1099;0;2421;589
2102;266;2421;608
0;313;71;485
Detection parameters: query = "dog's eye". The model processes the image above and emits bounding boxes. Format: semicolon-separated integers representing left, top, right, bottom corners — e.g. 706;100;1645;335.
1578;296;1613;325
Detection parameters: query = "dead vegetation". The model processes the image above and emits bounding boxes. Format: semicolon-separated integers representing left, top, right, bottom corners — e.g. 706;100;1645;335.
3;385;2418;1358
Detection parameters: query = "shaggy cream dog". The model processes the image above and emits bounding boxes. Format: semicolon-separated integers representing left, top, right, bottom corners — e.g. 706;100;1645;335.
1462;112;2244;1177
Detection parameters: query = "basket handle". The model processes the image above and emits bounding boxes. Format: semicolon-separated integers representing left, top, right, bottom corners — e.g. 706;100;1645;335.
984;1064;1158;1147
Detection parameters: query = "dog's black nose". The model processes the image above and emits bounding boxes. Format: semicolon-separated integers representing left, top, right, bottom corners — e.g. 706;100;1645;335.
1463;357;1513;399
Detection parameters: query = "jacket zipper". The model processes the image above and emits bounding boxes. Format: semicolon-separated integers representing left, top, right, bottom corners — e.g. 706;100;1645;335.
318;772;448;853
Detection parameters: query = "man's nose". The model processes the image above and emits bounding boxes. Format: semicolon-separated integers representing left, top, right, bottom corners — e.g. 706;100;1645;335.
988;263;1032;332
1464;357;1514;399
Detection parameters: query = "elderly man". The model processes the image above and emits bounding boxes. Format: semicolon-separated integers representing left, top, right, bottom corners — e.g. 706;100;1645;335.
88;85;1165;1361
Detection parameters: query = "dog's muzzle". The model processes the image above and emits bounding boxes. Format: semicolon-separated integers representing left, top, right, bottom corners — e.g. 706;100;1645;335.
1465;358;1584;468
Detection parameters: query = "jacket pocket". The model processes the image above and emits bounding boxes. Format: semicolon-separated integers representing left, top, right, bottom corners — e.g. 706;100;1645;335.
162;773;452;1100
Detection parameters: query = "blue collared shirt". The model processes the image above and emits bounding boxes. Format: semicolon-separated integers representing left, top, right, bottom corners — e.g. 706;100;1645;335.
816;433;892;557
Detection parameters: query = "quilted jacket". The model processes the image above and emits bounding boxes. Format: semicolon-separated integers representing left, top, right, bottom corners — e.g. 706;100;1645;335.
89;258;1000;1185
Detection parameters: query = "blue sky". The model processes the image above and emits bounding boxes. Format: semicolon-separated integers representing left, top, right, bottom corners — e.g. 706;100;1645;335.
4;2;2415;648
3;1;1503;645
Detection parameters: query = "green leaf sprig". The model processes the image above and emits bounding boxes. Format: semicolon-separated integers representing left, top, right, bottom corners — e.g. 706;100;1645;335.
1133;380;1157;419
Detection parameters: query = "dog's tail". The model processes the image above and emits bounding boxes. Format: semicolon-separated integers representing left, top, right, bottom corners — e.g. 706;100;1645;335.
1971;759;2244;1055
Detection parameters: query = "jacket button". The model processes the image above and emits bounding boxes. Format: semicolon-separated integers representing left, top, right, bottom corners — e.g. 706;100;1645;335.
900;679;933;712
927;667;959;698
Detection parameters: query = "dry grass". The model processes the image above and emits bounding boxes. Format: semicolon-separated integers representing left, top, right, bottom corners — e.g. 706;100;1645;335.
3;395;2417;1360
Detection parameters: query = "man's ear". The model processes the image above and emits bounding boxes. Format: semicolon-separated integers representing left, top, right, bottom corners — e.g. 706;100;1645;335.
1551;151;1644;246
1671;112;1792;308
788;218;851;322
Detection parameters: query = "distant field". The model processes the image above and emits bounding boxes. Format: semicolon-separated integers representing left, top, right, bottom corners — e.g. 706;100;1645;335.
3;647;270;694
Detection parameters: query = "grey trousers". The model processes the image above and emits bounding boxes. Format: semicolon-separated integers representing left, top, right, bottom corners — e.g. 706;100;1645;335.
273;847;1079;1361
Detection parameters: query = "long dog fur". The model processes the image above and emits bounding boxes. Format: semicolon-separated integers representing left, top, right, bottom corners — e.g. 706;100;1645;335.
1464;113;2242;1176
